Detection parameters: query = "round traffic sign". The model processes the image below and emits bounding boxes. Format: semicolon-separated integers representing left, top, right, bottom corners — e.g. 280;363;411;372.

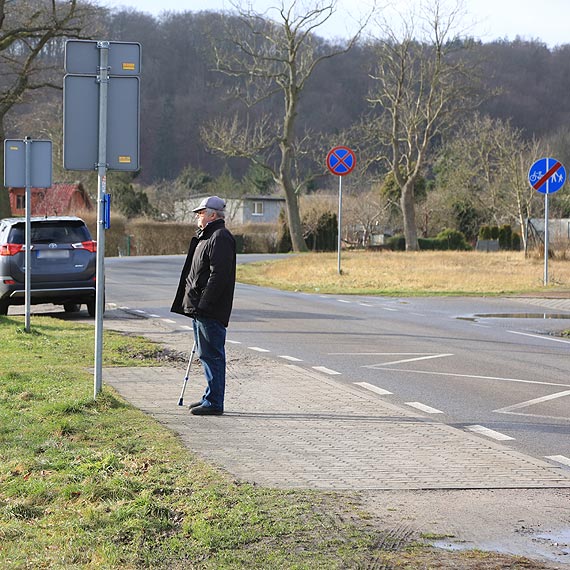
326;146;356;176
528;157;566;194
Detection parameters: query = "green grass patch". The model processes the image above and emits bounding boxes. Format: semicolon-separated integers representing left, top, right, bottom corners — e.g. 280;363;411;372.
0;316;382;568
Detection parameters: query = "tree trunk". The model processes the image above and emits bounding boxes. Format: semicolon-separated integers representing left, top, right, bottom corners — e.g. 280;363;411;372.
280;174;306;252
401;182;419;251
0;119;11;218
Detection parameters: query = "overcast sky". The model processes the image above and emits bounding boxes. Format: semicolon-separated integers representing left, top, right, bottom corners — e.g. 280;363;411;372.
101;0;569;48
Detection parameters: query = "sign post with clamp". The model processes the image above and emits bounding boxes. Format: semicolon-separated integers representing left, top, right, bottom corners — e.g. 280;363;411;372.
528;157;566;285
327;146;356;275
63;39;141;398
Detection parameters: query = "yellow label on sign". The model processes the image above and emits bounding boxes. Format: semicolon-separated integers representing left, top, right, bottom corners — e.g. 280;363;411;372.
122;62;136;71
118;156;132;164
9;146;19;150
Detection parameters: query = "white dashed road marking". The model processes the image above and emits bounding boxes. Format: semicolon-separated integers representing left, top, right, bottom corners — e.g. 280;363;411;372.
149;314;160;318
354;382;392;396
312;366;341;375
180;325;192;331
227;340;242;344
279;355;303;362
162;319;176;324
134;309;146;314
249;347;270;353
546;455;570;467
508;330;570;345
405;402;443;414
466;425;514;441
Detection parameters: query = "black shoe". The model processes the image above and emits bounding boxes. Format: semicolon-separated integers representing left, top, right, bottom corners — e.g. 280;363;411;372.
191;405;223;416
188;400;203;409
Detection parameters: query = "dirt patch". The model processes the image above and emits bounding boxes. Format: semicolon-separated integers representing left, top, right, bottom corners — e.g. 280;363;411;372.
360;488;570;568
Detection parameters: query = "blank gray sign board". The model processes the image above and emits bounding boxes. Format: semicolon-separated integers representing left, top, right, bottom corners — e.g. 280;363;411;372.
64;40;141;76
63;75;140;171
4;139;52;188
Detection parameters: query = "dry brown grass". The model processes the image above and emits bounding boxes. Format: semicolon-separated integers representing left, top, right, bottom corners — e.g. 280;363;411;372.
237;250;570;295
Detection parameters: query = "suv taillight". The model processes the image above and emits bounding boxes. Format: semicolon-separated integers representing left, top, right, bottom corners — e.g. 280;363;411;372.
71;241;97;253
0;243;24;256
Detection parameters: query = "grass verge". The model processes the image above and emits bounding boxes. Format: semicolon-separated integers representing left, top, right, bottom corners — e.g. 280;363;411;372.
236;251;570;296
0;315;554;568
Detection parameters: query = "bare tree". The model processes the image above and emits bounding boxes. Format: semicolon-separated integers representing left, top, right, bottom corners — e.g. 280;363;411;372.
201;0;370;252
366;0;480;250
435;114;543;248
0;0;95;217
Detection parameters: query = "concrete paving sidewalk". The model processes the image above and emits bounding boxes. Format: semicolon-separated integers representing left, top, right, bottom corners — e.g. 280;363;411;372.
102;311;570;492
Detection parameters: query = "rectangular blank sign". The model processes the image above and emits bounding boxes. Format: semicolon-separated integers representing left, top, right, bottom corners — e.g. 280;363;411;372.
4;139;52;188
65;40;141;76
63;75;140;171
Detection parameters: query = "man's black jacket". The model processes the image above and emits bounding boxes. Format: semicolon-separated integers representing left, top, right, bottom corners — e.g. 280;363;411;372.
171;218;236;327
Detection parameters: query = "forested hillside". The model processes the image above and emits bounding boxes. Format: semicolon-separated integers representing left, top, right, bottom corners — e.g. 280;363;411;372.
3;1;570;246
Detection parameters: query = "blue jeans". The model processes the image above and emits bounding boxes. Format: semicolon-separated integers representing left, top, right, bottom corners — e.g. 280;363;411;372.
192;317;227;411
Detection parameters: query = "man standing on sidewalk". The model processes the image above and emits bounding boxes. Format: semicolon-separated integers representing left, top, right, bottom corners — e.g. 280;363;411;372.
171;196;236;416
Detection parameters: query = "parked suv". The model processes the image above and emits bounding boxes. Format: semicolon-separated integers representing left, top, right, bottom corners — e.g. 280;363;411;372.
0;216;98;316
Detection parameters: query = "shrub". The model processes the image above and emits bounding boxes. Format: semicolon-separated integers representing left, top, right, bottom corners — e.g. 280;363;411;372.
127;219;195;256
498;225;512;249
386;235;406;251
479;225;492;240
512;232;521;251
233;223;279;253
435;228;470;250
82;211;128;257
389;230;470;251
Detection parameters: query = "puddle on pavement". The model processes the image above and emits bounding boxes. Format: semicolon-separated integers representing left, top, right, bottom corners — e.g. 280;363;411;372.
457;313;570;322
430;529;570;561
535;529;570;555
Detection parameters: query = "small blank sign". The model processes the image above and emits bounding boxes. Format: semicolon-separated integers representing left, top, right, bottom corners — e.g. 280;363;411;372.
4;139;52;188
65;40;141;76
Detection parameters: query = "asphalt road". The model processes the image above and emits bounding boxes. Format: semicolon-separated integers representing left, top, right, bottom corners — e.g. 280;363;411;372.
105;254;570;468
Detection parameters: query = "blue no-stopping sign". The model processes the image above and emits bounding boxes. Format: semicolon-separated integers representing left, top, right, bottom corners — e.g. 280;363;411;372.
326;146;356;176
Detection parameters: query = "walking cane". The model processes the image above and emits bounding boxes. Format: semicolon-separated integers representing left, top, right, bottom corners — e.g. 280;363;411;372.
178;341;197;406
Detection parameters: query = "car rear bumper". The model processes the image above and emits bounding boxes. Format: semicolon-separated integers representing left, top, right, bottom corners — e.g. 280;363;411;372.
0;281;97;305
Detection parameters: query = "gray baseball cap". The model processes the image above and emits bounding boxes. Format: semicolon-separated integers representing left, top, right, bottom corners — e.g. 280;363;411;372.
192;195;226;212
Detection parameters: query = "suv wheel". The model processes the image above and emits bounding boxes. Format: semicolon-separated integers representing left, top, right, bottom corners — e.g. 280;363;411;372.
64;302;81;313
0;301;8;316
87;299;96;317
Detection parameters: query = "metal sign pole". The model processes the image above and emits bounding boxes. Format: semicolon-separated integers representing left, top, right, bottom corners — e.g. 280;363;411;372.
337;175;343;275
544;191;549;285
94;42;109;398
544;157;550;286
24;137;32;333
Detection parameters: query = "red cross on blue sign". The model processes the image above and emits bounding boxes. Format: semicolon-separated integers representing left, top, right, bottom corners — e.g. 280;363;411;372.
326;146;356;176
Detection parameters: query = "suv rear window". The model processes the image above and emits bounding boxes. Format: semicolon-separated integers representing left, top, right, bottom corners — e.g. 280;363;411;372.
9;221;91;245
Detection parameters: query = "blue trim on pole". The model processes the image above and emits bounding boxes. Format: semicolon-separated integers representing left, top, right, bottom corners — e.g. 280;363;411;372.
104;193;111;229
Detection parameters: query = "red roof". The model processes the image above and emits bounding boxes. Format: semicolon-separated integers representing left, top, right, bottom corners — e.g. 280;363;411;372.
9;183;93;216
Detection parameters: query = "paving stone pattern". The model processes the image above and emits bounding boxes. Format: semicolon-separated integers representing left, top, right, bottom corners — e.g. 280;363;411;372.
104;354;570;491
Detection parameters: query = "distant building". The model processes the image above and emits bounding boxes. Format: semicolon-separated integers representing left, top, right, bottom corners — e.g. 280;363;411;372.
9;182;93;217
175;195;286;225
